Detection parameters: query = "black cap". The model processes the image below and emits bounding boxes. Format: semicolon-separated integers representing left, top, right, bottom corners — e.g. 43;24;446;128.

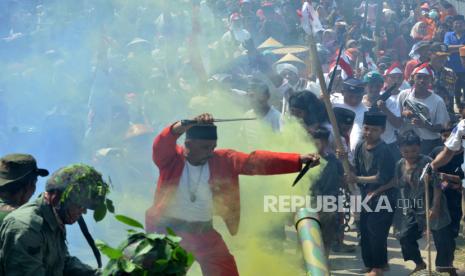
342;78;365;94
363;111;387;127
333;107;355;125
186;125;218;140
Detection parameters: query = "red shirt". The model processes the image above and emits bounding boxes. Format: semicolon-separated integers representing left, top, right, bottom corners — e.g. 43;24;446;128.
145;124;302;235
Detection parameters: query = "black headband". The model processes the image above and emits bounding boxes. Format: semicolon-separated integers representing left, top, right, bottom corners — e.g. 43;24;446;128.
186;125;218;140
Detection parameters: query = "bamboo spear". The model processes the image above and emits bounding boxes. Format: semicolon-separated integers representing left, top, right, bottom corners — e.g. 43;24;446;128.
306;27;353;183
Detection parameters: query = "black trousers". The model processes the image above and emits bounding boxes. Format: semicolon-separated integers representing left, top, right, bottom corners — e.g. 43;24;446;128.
360;210;395;268
432;225;455;267
445;189;462;238
430;189;462;268
399;217;424;265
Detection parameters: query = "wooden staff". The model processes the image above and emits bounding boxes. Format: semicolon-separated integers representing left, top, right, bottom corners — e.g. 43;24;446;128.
424;172;432;275
420;163;433;275
306;27;353;183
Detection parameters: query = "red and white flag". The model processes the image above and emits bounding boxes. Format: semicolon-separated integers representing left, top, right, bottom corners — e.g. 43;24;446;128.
328;49;354;80
301;1;324;35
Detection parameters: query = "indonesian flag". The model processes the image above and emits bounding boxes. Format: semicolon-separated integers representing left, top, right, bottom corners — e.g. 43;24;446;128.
384;62;403;76
328;49;354;80
301;1;324;35
411;63;434;77
364;53;377;71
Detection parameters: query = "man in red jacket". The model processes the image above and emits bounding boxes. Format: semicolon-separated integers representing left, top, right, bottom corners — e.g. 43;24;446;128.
145;113;320;276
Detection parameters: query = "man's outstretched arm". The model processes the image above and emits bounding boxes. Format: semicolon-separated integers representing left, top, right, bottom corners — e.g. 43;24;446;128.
227;149;319;175
431;147;456;171
431;120;465;170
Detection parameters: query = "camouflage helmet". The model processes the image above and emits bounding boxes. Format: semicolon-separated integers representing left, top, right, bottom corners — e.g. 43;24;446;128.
46;164;110;211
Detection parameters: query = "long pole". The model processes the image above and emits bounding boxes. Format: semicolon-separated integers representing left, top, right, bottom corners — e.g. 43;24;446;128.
424;174;432;275
307;27;352;183
360;0;370;69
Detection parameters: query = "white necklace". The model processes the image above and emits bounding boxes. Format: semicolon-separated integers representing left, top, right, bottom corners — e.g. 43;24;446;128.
186;163;206;202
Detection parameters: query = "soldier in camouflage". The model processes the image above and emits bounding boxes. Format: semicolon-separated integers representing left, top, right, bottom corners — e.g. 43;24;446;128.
0;154;49;224
0;164;110;276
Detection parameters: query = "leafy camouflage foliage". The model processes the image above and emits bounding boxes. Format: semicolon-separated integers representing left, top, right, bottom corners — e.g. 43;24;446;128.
47;164;114;221
97;215;194;276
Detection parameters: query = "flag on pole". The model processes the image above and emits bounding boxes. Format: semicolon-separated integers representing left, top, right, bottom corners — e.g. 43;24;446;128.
328;49;354;80
301;1;324;35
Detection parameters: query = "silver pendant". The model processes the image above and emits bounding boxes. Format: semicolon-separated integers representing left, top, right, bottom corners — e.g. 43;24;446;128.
190;194;196;202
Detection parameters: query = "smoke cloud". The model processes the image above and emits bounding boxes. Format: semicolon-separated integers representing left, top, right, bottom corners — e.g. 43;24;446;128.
0;1;321;275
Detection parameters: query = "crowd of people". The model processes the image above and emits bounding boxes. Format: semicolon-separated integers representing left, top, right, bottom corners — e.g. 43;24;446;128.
3;0;465;275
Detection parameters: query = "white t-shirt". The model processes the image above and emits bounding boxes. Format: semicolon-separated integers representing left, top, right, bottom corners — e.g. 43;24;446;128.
367;94;401;144
331;94;368;152
164;162;213;222
245;106;282;132
398;89;450;140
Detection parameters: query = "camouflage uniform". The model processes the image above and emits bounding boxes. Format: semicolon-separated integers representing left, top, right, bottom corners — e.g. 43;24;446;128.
0;199;16;225
0;196;99;276
0;164;109;276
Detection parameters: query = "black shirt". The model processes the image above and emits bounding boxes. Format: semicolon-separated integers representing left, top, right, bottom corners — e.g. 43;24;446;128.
310;153;343;196
354;140;396;195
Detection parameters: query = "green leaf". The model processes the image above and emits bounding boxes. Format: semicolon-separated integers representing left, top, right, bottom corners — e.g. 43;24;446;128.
93;204;107;222
171;246;186;262
134;239;153;257
127;229;137;235
166;235;182;243
164;243;173;260
119;258;137;273
95;240;123;259
166;227;176;236
115;214;144;229
186;253;195;267
106;199;115;213
153;259;169;272
145;233;166;240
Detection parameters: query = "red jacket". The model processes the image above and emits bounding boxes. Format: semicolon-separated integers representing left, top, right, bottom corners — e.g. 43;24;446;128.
145;124;302;235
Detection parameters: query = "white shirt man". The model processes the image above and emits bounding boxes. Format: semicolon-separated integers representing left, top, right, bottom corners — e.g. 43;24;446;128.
164;161;213;221
245;106;282;132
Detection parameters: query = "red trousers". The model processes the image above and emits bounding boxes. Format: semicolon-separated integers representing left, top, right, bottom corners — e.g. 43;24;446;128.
165;228;239;276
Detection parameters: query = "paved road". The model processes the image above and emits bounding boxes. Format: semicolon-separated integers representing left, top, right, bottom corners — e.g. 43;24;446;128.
185;227;465;275
330;230;464;276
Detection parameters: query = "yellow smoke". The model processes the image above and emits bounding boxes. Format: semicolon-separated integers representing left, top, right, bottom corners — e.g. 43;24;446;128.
2;1;324;274
187;90;321;276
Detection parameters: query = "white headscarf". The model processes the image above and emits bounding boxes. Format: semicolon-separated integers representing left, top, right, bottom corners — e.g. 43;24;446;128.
276;63;299;75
